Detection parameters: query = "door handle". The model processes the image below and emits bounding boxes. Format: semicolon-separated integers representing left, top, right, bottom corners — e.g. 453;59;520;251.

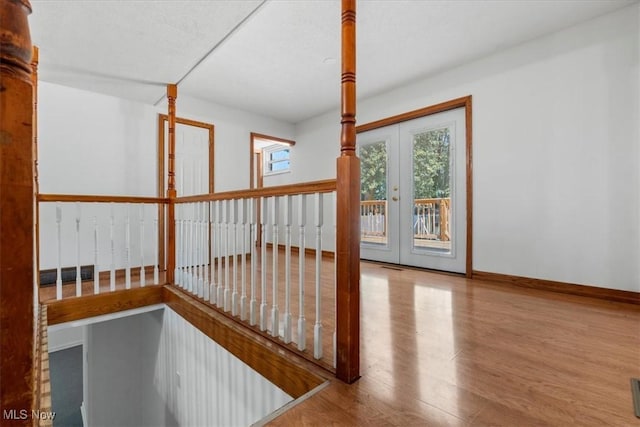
392;196;399;202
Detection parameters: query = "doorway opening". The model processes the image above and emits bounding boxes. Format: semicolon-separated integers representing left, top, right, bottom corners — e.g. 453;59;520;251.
250;132;295;190
249;132;295;246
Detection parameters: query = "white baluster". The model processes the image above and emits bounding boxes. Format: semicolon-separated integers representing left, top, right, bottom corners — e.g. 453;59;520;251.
314;193;323;360
203;202;209;301
216;200;223;306
260;197;268;331
55;204;62;300
200;202;207;297
191;161;197;293
110;203;115;292
209;200;216;304
188;203;194;293
196;202;203;297
93;216;99;294
179;159;185;287
182;204;188;288
249;198;258;326
283;195;292;343
139;204;145;287
297;194;307;351
180;204;186;289
154;210;159;285
271;197;280;337
223;200;230;311
183;204;189;290
173;204;184;288
75;203;82;297
231;199;238;316
175;204;181;287
239;198;247;321
125;204;131;289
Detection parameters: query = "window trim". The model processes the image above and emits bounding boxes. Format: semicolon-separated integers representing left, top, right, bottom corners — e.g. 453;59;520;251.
249;133;296;188
263;144;291;176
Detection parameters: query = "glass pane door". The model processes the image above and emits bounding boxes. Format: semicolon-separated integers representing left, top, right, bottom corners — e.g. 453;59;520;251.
412;126;452;253
360;140;388;246
358;127;400;264
399;108;466;273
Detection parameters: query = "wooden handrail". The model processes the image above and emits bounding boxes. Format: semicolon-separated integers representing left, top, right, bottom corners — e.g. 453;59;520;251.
175;179;337;203
38;194;168;204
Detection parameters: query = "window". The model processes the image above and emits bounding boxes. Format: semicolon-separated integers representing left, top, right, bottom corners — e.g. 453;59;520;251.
263;144;291;175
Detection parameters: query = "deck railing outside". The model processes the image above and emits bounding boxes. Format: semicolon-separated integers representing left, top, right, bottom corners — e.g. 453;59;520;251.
360;197;450;244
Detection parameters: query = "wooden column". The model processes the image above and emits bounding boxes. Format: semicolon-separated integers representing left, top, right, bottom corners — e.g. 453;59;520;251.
336;0;360;383
0;0;35;423
166;84;177;284
32;45;39;291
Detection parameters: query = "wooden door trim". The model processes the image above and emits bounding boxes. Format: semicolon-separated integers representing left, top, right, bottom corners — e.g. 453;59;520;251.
250;133;295;247
157;115;215;270
356;96;473;278
249;132;295;190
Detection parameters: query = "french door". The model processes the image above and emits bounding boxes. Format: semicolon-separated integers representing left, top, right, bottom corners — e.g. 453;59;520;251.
358;107;467;273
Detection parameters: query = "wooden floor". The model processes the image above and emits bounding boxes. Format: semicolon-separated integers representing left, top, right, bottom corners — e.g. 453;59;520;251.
269;262;640;426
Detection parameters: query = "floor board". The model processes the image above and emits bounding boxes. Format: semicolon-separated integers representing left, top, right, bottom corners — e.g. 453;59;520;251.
268;261;640;426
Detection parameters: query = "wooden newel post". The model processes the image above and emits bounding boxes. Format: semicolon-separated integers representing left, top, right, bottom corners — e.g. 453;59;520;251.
166;84;177;284
336;0;360;383
32;45;40;289
0;0;35;423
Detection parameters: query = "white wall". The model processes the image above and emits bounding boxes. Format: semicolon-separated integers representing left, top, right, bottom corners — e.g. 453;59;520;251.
37;83;159;271
292;5;640;292
48;325;83;352
86;310;165;427
39;82;158;196
176;95;295;192
153;308;292;426
85;307;292;427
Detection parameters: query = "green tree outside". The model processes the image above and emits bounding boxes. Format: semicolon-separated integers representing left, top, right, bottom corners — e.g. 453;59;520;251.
359;128;451;201
413;127;450;199
360;141;387;201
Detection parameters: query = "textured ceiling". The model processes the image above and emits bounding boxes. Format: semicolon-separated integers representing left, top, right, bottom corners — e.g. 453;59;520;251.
29;0;637;123
29;0;264;103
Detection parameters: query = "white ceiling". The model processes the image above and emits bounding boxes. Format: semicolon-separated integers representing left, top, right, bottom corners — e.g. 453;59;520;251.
29;0;637;124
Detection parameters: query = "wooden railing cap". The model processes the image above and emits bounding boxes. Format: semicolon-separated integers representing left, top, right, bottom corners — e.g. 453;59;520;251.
175;179;337;204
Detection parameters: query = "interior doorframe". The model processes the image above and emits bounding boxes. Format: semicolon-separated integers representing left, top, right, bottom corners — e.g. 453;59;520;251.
249;132;295;247
157;115;215;270
249;132;296;189
356;95;473;278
